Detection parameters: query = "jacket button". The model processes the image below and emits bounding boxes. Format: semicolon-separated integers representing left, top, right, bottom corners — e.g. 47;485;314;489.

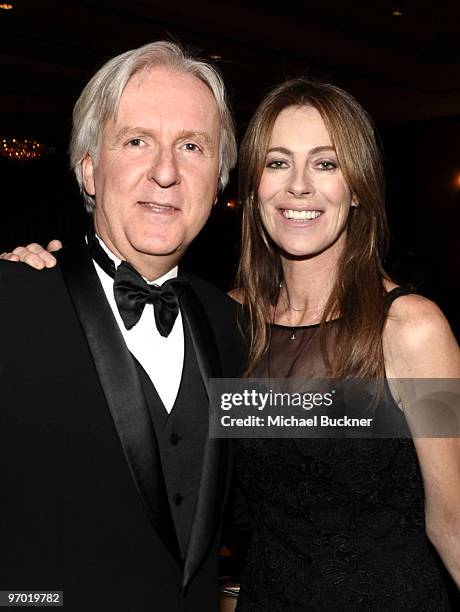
169;432;181;445
174;493;183;506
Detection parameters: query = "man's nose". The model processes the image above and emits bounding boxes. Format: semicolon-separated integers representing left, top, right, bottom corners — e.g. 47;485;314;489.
148;147;180;188
287;168;315;198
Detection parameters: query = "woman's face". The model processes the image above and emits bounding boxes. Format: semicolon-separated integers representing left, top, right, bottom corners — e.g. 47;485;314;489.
257;105;356;259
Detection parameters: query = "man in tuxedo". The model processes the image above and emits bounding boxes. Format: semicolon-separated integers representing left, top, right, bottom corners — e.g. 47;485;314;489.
0;41;246;611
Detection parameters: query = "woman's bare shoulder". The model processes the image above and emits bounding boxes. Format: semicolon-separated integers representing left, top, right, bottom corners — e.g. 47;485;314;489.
386;293;450;340
384;292;459;377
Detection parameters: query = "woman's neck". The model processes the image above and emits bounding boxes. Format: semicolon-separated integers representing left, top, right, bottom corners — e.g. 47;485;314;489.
276;242;343;326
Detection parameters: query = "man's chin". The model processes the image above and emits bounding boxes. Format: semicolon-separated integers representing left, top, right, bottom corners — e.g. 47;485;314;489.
131;240;185;260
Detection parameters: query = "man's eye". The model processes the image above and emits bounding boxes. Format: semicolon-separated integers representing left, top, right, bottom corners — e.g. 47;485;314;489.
183;143;200;151
266;160;288;169
127;138;145;147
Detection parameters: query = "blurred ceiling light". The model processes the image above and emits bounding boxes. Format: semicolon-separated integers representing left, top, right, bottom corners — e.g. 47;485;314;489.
209;54;222;60
454;172;460;190
0;3;14;9
1;138;46;161
226;199;238;209
392;1;403;16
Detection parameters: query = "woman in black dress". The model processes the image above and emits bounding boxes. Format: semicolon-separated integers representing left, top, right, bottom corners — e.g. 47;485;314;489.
231;78;460;610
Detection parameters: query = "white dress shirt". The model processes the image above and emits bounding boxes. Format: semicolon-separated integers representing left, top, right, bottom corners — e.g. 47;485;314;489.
93;236;184;413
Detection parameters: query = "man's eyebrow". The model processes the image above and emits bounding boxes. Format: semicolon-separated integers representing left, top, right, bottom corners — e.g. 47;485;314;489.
266;145;336;155
112;126;154;143
176;130;213;147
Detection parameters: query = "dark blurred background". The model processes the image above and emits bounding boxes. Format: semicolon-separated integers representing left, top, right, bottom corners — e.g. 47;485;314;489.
1;0;459;335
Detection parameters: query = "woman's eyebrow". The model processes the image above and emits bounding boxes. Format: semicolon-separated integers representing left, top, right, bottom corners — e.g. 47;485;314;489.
267;146;292;156
266;145;336;155
309;145;336;154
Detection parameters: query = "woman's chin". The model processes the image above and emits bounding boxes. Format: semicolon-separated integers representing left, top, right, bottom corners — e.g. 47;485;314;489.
277;243;324;260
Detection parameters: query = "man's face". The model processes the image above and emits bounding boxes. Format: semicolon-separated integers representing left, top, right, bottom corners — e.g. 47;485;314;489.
82;66;221;278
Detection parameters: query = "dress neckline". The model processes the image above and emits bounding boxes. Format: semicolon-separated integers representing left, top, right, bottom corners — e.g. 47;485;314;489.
271;286;416;331
271;319;338;330
271;322;320;330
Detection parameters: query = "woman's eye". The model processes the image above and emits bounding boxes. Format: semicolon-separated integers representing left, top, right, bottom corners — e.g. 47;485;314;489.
267;160;288;169
317;160;337;170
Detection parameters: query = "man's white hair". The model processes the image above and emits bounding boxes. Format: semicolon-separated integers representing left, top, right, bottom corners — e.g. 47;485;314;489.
69;41;237;211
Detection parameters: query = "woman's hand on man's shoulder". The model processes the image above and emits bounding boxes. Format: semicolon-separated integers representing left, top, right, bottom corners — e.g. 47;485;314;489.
0;240;62;270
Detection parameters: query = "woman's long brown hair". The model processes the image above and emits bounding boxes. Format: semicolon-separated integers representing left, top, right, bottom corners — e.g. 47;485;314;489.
236;79;390;378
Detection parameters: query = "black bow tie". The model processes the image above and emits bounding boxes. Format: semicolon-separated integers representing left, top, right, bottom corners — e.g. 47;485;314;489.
87;229;187;337
114;262;186;336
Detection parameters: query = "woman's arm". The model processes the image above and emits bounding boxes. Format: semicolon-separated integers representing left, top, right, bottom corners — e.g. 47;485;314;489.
384;294;460;588
0;240;61;268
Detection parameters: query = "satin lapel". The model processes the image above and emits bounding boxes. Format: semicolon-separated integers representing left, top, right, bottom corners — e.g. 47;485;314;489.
180;280;231;589
59;242;181;564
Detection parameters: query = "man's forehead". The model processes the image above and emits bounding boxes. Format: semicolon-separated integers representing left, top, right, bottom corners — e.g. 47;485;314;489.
121;66;218;109
103;68;219;139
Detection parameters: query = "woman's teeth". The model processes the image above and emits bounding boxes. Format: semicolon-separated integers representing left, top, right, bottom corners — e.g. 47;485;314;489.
282;209;322;220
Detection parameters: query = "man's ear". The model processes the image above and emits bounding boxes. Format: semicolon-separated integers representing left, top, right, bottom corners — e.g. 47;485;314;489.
82;154;96;196
213;181;220;206
213;177;223;205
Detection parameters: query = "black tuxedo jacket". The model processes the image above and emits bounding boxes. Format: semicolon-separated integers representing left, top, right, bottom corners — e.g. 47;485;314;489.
0;242;247;611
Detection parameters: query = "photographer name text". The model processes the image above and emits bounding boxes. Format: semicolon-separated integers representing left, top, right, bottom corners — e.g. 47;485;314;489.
220;415;373;428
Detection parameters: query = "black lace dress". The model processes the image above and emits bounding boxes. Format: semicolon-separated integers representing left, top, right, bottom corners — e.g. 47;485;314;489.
234;291;453;611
